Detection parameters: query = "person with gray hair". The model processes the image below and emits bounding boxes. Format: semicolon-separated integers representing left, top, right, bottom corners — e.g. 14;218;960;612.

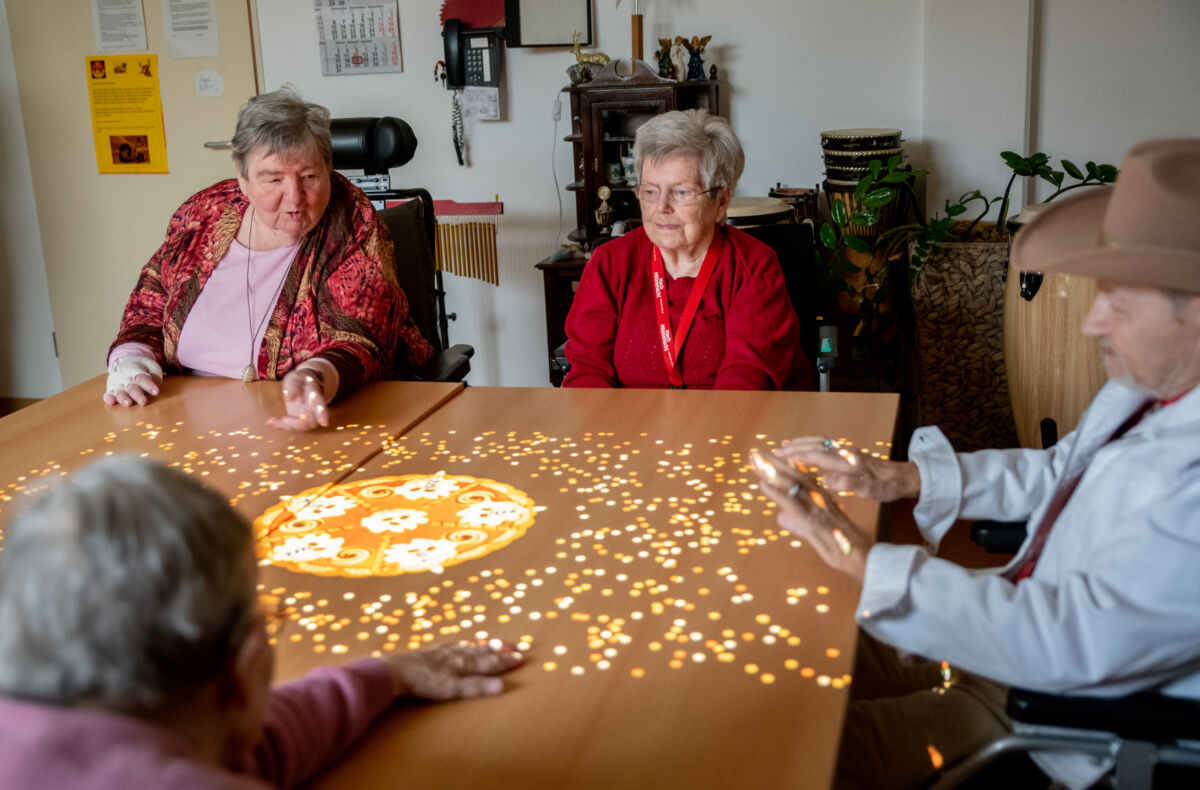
754;139;1200;788
104;86;432;430
563;109;811;390
0;455;523;789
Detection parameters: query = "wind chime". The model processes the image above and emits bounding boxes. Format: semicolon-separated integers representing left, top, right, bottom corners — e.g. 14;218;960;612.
433;198;504;286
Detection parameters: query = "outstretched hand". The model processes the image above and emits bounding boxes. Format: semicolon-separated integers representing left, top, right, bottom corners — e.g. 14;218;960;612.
267;368;330;431
773;437;920;503
755;466;870;582
103;355;163;407
385;639;525;700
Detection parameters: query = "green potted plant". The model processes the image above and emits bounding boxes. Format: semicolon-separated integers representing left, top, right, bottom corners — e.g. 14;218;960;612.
819;151;1117;450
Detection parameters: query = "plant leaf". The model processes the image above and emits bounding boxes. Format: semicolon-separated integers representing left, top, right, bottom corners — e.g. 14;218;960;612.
844;235;871;254
1001;150;1025;168
1039;171;1064;188
880;171;911;184
854;177;872;201
945;203;966;217
830;199;848;227
1061;159;1084;179
1086;161;1101;179
869;159;882;181
850;209;881;226
819;222;838;250
862;187;897;208
1098;164;1118;182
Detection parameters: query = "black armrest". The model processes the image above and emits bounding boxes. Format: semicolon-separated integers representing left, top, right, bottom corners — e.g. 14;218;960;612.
970;520;1028;554
413;344;474;383
1008;688;1200;742
551;341;570;380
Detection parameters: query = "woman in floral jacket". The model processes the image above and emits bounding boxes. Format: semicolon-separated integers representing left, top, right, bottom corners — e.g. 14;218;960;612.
105;86;431;429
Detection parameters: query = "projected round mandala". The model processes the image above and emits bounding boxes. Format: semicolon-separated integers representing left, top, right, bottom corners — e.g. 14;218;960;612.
254;473;537;577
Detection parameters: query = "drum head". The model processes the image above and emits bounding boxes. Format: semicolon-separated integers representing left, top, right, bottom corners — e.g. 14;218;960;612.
820;128;903;151
726;196;792;227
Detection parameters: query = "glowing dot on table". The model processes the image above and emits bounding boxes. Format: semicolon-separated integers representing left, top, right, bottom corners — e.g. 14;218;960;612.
817;675;832;687
760;673;776;685
785;658;800;670
543;661;557;671
816;604;830;613
744;663;759;675
631;668;645;678
826;647;840;658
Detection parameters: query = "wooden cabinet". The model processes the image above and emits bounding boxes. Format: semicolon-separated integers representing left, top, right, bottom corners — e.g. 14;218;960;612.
535;252;588;386
564;60;719;249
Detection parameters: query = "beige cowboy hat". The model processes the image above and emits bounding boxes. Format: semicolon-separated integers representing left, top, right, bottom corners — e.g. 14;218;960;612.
1011;138;1200;294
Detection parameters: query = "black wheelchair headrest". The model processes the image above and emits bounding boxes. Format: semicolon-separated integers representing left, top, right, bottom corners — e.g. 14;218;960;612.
330;117;418;174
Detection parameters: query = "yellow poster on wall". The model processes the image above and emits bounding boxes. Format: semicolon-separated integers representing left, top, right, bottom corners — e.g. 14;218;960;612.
85;54;168;174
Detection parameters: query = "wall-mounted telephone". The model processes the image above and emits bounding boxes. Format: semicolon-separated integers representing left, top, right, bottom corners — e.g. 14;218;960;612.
442;18;503;89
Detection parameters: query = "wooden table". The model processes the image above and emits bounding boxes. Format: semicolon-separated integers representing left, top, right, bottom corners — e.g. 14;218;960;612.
256;387;900;790
0;376;462;528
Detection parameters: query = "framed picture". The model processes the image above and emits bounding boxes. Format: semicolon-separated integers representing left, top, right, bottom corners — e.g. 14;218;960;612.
504;0;591;47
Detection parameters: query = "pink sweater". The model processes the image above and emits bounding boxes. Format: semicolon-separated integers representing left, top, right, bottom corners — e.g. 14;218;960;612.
0;660;394;789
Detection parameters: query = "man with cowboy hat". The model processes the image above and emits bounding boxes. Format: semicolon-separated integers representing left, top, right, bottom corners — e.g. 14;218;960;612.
753;138;1200;789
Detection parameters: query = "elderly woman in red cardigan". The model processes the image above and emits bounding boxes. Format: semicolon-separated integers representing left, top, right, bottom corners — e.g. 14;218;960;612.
562;109;811;390
103;87;431;429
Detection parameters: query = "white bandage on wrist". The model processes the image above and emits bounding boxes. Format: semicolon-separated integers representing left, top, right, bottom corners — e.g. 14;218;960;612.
106;355;163;397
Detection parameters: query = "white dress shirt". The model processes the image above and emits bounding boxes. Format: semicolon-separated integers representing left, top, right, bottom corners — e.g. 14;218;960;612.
857;380;1200;788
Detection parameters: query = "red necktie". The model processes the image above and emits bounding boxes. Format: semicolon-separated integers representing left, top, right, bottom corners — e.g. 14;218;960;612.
1012;399;1156;582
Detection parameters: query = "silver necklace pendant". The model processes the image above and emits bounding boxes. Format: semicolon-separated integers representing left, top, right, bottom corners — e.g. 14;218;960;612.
242;364;257;383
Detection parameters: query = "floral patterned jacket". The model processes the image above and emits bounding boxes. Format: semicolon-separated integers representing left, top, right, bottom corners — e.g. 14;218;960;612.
110;172;432;397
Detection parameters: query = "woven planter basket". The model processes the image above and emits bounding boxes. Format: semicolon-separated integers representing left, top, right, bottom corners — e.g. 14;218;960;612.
910;235;1019;451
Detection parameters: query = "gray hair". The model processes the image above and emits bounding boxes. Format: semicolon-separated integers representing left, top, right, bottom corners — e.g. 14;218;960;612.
231;85;332;178
0;456;257;712
634;109;745;192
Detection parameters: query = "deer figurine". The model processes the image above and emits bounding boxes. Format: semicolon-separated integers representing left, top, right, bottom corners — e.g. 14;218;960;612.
571;31;610;66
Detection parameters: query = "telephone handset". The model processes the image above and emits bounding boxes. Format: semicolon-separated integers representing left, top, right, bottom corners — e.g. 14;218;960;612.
442;18;503;89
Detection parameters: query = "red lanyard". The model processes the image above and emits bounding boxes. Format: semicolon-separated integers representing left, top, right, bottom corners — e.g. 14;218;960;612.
651;235;721;388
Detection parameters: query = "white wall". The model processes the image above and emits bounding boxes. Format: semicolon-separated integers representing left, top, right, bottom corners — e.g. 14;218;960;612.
255;0;926;387
0;0;61;398
922;0;1200;216
1032;0;1200;199
4;0;1200;395
921;1;1034;216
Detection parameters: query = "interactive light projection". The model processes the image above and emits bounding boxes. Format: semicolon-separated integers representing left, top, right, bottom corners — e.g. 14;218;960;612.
256;473;539;576
0;415;893;691
255;429;893;689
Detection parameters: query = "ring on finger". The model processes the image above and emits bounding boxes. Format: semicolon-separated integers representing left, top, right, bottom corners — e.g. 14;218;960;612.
823;439;836;451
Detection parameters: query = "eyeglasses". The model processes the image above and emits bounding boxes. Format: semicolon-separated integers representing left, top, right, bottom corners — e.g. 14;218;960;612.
633;184;719;206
